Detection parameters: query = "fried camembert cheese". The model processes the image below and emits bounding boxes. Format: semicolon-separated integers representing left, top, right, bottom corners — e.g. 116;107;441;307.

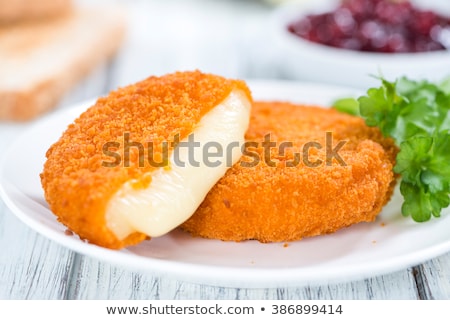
181;102;398;242
41;71;252;249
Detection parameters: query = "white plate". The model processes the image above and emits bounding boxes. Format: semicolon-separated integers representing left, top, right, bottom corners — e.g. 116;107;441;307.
1;80;450;288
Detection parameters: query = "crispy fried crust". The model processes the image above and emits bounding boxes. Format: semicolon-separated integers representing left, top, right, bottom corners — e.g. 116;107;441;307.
181;102;398;242
40;71;251;249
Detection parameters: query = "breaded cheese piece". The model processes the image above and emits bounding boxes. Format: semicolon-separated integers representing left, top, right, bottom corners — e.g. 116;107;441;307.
40;71;252;249
181;102;398;242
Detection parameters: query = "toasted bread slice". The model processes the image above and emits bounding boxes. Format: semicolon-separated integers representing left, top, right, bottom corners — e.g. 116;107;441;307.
0;7;126;121
0;0;72;24
41;71;252;249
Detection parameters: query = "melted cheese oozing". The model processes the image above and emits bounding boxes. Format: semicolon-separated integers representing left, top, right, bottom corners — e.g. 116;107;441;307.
105;90;251;240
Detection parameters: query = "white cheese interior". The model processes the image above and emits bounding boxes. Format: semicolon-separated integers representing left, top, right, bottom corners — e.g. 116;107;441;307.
105;90;251;240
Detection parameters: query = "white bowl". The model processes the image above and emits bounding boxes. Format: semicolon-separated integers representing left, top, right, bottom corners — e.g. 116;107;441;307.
271;0;450;89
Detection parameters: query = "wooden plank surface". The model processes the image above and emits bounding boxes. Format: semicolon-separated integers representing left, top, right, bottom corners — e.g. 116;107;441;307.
66;254;419;300
413;253;450;299
0;201;74;299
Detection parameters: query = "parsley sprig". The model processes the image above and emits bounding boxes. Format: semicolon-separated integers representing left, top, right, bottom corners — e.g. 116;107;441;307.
334;77;450;222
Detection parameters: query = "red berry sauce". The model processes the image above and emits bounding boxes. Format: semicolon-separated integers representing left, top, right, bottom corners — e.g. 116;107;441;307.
287;0;450;53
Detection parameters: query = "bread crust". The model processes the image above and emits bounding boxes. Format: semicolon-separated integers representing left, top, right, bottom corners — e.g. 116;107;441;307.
0;8;126;121
0;0;72;23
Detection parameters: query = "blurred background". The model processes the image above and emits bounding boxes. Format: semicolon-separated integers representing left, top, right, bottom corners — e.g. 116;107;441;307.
76;0;280;88
1;0;449;123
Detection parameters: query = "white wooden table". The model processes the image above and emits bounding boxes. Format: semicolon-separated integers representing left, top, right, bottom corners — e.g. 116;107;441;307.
1;0;450;299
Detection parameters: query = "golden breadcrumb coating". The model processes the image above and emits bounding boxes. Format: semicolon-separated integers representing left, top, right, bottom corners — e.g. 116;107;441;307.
181;102;398;242
40;71;251;249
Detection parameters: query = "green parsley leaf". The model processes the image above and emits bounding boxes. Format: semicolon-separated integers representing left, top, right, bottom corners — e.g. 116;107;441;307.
334;77;450;222
332;98;360;116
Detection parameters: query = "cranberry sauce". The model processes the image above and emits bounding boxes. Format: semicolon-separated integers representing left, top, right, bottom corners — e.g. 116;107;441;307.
287;0;450;53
